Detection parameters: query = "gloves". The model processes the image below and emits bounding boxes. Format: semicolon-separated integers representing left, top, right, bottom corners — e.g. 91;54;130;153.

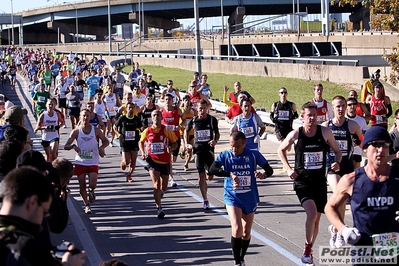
395;211;399;222
55;125;60;130
341;226;361;245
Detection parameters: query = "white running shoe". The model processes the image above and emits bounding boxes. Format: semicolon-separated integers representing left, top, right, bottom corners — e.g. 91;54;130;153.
169;178;177;187
328;224;337;248
203;200;210;210
335;232;346;248
85;205;92;214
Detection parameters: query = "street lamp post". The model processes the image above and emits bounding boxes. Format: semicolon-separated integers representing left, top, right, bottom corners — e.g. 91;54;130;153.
108;0;111;54
11;0;14;45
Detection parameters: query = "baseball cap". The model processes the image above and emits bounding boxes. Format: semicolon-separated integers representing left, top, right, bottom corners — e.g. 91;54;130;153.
4;106;28;124
16;150;47;172
362;126;391;149
374;69;381;74
148;73;152;77
194;71;199;76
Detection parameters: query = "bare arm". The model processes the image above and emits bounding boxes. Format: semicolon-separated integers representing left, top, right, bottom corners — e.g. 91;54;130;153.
325;172;355;232
277;130;298;179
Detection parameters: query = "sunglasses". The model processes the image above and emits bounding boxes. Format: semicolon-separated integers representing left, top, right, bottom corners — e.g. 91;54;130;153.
279;91;287;94
347;103;356;106
368;141;390;148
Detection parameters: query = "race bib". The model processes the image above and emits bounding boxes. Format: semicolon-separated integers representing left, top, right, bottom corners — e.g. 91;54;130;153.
38;96;46;103
278;110;290;120
375;114;387;124
317;115;326;123
196;129;211;142
125;131;135;141
165;125;176;132
372;232;399;259
150;142;164;154
303;152;323;169
116;82;122;88
233;176;251;193
241;127;255;138
336;140;348;156
80;149;93;159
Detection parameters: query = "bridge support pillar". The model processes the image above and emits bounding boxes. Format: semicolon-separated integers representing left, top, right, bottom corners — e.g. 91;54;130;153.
349;6;370;31
228;6;246;34
129;12;180;38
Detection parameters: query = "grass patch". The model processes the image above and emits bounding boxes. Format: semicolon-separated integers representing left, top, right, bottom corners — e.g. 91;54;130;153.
123;65;399;127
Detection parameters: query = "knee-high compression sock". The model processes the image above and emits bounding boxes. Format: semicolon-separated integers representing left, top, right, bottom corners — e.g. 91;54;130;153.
240;238;251;261
231;236;243;264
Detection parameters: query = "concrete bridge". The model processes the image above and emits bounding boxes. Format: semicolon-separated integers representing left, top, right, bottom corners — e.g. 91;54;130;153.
2;0;363;44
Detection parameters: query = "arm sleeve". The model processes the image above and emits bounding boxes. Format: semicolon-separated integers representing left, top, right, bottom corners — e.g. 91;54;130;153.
209;161;231;177
387;104;393;118
261;162;274;177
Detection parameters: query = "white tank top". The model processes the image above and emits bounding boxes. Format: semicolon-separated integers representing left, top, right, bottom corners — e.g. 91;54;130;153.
95;101;107;122
42;111;59;141
104;93;118;116
75;125;99;166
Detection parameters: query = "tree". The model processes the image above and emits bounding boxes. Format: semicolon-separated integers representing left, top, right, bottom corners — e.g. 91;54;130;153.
334;0;399;84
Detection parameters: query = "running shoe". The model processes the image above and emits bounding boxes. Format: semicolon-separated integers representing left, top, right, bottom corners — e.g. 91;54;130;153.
144;165;150;172
335;232;346;248
301;244;313;264
85;205;92;214
179;151;185;160
88;188;96;203
169;178;177;187
203;200;210;210
190;155;195;163
328;224;337;248
157;208;165;219
184;165;189;171
110;141;114;147
241;261;246;266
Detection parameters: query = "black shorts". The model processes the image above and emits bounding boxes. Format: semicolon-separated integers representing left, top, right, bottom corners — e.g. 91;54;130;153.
41;138;60;148
69;107;80;117
146;157;170;176
194;147;215;173
275;128;292;141
327;159;354;176
171;138;181;157
58;98;67;108
294;181;327;213
121;140;139;152
353;154;362;163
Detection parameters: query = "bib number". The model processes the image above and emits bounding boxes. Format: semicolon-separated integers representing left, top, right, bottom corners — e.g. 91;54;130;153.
125;131;135;141
196;129;211;142
150;142;164;154
303;152;323;169
80;149;93;159
372;232;399;259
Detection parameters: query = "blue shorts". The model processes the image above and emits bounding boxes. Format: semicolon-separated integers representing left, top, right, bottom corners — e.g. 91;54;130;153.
225;196;258;215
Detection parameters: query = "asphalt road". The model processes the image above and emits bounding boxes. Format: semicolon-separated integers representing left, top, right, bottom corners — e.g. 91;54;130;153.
2;74;355;266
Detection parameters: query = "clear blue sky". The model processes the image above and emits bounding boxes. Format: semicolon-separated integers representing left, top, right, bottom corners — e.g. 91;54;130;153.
1;0;84;13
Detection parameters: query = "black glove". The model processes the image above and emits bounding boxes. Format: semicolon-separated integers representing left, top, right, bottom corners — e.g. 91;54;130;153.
55;125;60;130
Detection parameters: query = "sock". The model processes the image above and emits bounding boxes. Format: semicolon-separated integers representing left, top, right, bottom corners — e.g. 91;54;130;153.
231;236;242;264
240;238;251;261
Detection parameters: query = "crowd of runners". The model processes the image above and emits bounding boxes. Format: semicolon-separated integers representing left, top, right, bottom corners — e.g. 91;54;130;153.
1;45;399;266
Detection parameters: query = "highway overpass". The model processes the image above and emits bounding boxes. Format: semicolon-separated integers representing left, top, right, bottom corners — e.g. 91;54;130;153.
1;0;363;44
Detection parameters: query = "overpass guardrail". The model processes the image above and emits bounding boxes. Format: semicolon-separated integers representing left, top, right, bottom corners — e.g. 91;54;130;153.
109;57;303;130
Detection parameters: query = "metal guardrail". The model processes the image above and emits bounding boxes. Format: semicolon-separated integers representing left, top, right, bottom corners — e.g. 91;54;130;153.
109;59;304;129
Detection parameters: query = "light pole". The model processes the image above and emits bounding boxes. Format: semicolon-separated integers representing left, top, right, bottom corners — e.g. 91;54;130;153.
63;2;78;43
11;0;14;45
108;0;111;54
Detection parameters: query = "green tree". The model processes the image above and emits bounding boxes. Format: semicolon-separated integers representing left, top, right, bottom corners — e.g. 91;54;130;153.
334;0;399;84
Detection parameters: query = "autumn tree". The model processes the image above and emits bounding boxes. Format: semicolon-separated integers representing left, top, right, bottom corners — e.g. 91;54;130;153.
334;0;399;84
